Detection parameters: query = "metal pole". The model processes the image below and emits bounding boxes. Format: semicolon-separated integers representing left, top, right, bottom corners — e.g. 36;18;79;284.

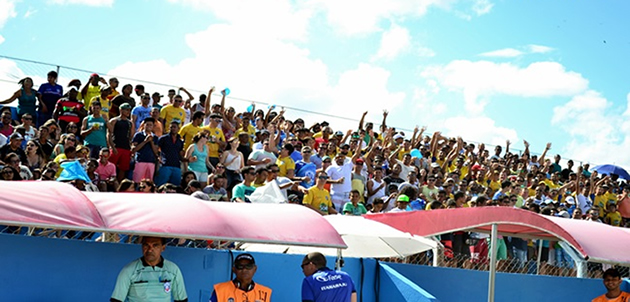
488;224;498;302
432;247;439;267
336;248;342;270
537;240;543;275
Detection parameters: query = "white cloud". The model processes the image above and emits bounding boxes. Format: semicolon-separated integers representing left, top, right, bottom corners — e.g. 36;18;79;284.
472;0;493;16
0;0;17;28
373;24;411;61
315;0;441;36
168;0;313;41
0;35;4;45
24;8;37;18
479;48;523;58
106;23;404;132
422;60;589;113
551;91;630;167
442;116;518;146
528;44;554;54
47;0;113;6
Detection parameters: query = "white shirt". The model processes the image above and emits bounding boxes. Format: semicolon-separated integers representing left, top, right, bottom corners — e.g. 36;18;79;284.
326;158;353;199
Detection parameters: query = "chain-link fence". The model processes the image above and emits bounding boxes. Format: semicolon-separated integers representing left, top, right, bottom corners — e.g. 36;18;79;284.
401;239;629;279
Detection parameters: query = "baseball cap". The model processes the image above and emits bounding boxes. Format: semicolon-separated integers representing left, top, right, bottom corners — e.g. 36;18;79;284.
9;132;23;140
100;85;111;92
152;92;163;97
355;158;364;164
294;118;304;124
90;73;99;78
335;131;343;136
234;253;255;264
565;196;575;205
320;121;329;127
119;103;132;110
397;194;410;202
393;133;404;140
322;156;332;162
67;86;79;92
557;210;570;218
191;191;210;201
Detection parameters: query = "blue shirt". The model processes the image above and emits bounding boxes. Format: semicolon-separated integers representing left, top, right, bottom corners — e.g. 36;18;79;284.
131;105;152;131
291;149;303;162
132;131;158;163
158;133;183;167
38;83;63;114
302;267;356;302
409;199;426;211
295;160;316;188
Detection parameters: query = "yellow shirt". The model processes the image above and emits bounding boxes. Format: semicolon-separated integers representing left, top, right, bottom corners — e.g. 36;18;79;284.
201;126;225;158
89;96;112;116
276;155;295;177
595;194;618;217
178;123;201;151
448;163;469;180
235;124;256;145
605;211;622;226
83;85;101;108
159;105;186;126
53;154;68;178
107;89;119;100
303;186;332;214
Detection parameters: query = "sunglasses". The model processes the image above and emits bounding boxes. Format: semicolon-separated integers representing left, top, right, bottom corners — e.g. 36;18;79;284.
139;185;146;189
301;262;311;269
2;170;13;174
318;175;329;179
23;117;32;121
235;263;255;270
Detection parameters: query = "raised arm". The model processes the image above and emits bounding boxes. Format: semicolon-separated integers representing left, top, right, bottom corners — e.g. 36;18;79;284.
204;87;214;117
0;89;20;105
538;142;551;165
379;110;388;134
358;111;367;130
179;87;194;102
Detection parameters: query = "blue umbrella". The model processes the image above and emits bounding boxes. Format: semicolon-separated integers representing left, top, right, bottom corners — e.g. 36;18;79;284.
592;164;630;180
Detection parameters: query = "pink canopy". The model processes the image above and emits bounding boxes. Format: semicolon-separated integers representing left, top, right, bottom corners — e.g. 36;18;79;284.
84;192;346;248
0;181;345;248
365;207;630;265
0;181;105;229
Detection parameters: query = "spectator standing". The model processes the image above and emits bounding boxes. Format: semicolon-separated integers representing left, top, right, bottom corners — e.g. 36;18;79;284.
53;86;86;133
247;139;277;170
185;132;211;187
220;137;244;190
107;103;134;182
201;113;227;168
88;86;113;120
295;146;317;189
110;237;188;302
301;252;357;302
179;111;204;151
156;121;184;187
0;77;44;120
81;73;104;109
37;71;63;126
303;171;338;215
131;93;153;132
327;151;358;211
131;117;158;182
159;94;186;127
81;100;109;159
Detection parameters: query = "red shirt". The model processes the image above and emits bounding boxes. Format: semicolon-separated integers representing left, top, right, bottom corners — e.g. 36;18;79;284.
56;98;84;123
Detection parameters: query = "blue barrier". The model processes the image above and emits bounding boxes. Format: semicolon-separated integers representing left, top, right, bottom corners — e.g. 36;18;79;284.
0;233;617;301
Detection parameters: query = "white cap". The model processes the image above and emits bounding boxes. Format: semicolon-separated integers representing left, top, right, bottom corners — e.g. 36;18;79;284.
393;133;404;140
565;196;575;204
557;210;570;218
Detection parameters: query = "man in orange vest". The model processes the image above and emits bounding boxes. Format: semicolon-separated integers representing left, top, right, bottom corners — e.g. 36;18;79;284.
210;253;272;302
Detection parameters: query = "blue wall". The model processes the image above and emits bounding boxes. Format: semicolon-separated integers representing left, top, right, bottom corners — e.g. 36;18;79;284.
0;234;616;302
0;234;377;302
386;262;604;302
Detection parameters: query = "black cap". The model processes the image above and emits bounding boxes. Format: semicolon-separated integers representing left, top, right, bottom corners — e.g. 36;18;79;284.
320;121;329;127
234;253;255;264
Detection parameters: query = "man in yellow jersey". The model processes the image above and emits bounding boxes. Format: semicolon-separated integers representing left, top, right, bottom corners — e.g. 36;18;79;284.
210;253;271;302
201;113;226;167
81;73;104;108
179;111;204;151
592;268;630;302
303;171;338;215
159;94;186;126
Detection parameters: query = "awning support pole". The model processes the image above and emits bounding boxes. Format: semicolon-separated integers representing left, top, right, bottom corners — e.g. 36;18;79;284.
488;223;498;302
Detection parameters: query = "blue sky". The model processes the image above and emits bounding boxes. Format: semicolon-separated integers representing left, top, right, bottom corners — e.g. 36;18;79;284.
0;0;629;167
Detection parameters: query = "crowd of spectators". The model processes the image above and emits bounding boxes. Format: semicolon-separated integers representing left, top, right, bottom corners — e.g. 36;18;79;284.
2;70;630;274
